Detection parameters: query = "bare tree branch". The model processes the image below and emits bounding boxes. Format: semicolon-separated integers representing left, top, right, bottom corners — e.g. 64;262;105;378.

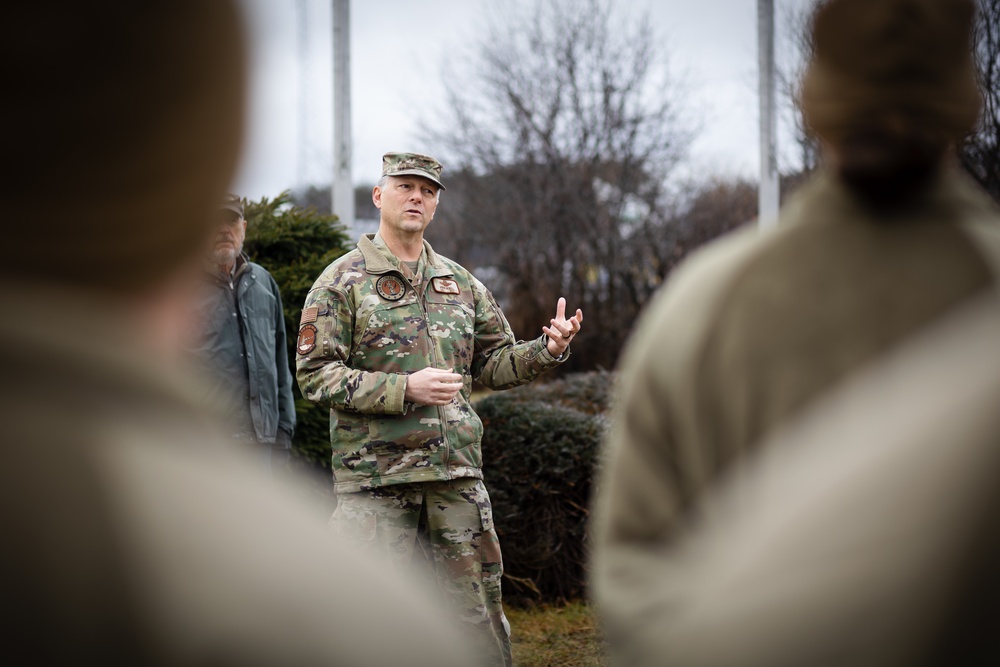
428;0;693;370
960;0;1000;201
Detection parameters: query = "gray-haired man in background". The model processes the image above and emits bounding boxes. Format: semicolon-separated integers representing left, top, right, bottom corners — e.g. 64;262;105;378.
188;192;296;474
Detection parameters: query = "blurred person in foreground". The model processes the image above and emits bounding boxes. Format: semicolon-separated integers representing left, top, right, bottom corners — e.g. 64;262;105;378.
187;193;296;476
0;2;472;665
594;292;1000;666
296;152;583;667
592;0;1000;664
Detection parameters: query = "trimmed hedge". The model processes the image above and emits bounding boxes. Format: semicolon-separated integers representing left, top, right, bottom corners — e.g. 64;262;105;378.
476;371;613;605
499;369;615;416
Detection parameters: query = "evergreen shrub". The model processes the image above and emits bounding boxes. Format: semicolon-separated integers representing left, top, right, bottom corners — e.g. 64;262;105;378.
476;371;614;605
242;191;351;470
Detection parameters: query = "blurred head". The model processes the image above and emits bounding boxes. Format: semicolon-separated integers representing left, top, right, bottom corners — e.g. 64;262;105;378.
800;0;981;205
0;0;247;296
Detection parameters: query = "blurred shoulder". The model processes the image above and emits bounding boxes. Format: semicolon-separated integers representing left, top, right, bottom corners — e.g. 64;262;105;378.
96;430;476;666
637;223;766;347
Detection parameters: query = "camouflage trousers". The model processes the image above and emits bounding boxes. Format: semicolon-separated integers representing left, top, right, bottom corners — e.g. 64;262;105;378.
330;478;512;667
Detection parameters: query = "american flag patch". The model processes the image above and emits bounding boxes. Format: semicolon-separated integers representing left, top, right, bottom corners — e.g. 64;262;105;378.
300;306;319;324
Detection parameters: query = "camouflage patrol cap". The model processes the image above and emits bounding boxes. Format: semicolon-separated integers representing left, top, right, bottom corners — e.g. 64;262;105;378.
221;193;244;218
381;152;446;190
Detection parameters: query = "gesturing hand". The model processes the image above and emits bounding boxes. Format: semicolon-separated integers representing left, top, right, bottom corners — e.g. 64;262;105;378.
404;367;464;406
543;297;583;358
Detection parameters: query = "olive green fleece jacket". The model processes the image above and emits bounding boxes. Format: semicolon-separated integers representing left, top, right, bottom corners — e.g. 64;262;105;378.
592;165;1000;665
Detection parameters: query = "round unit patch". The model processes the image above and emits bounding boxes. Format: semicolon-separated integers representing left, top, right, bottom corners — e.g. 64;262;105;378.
376;275;406;301
296;324;318;355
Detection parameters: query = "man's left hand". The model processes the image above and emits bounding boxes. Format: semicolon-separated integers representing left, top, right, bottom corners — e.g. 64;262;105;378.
543;297;583;358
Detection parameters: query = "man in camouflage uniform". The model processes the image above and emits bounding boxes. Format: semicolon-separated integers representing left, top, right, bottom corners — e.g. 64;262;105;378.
297;152;583;666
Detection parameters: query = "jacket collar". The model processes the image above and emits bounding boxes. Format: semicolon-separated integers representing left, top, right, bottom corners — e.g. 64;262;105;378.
232;252;250;279
358;233;452;277
205;251;250;284
779;165;995;231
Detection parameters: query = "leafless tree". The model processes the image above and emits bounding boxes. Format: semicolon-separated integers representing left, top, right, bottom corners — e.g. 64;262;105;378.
960;0;1000;201
673;178;757;262
428;0;692;371
775;0;824;175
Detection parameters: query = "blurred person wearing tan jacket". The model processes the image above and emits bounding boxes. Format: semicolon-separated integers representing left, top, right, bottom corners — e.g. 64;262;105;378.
0;2;473;665
592;0;1000;664
597;290;1000;666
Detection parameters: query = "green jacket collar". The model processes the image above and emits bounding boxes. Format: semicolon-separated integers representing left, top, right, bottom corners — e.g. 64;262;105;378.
204;251;250;285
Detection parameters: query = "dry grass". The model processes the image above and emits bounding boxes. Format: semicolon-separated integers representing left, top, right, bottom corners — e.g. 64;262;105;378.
508;601;608;667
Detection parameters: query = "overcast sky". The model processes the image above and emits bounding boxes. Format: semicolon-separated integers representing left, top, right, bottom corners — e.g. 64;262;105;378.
233;0;814;201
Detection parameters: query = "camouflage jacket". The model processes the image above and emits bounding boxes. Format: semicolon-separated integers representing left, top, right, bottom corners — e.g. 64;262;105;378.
296;233;567;492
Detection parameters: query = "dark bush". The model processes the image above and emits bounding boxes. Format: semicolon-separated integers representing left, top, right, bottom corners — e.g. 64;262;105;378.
242;191;351;471
477;371;613;606
507;369;616;416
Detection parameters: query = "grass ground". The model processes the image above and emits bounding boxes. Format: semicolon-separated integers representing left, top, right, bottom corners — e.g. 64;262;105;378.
508;601;608;667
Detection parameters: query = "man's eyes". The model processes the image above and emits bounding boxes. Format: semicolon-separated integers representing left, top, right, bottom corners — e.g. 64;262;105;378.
398;183;434;196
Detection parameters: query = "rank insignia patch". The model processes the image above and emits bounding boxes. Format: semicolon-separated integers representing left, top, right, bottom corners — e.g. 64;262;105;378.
432;277;460;295
376;275;406;301
296;324;318;355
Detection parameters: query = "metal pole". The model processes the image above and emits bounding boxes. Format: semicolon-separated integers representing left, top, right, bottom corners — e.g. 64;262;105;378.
332;0;355;229
296;0;309;188
758;0;780;229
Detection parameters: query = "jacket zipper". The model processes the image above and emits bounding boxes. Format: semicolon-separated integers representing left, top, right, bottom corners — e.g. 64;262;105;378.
416;274;451;475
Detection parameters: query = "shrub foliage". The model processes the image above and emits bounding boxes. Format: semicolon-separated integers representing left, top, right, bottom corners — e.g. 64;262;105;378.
477;371;613;605
242;191;351;469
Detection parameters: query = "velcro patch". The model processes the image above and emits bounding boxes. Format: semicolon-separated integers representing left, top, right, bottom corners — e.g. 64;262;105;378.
376;275;406;301
300;305;318;325
296;324;318;355
432;277;460;295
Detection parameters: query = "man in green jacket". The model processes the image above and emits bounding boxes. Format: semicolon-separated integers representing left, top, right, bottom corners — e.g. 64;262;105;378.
297;152;583;667
189;193;296;473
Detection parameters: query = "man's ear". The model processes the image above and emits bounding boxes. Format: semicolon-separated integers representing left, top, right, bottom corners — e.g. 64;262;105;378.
372;186;382;209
